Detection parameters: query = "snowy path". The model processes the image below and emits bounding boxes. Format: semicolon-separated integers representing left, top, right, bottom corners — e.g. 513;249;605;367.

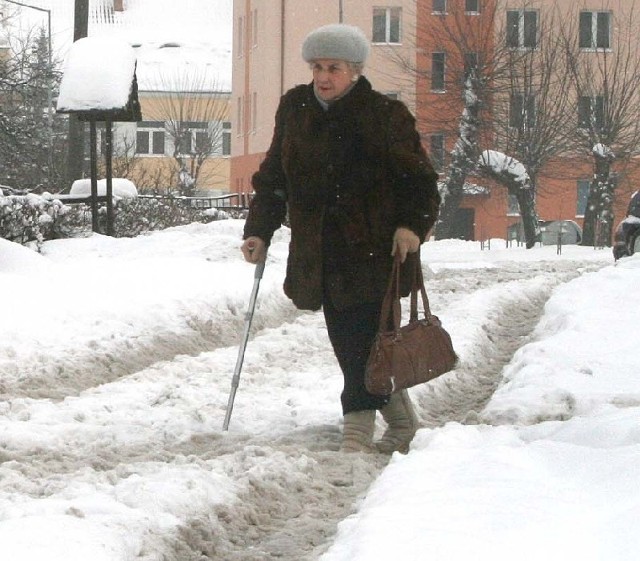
0;229;607;560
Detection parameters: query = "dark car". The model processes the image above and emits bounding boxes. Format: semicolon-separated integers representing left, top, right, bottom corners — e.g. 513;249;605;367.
613;190;640;260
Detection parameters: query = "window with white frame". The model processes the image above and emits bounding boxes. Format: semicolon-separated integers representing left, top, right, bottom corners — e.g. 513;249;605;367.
509;93;536;130
432;0;446;13
431;52;446;91
576;179;590;216
506;9;538;49
579;11;611;50
373;7;401;44
136;121;166;155
173;121;211;155
465;0;480;14
430;134;445;171
578;95;605;132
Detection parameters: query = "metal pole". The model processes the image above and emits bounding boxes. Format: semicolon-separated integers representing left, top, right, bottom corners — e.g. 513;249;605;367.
222;259;266;431
89;119;99;232
105;117;114;236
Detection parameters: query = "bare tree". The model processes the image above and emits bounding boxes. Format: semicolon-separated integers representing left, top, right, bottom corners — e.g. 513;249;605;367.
489;3;575;203
386;2;498;240
560;0;640;246
384;2;587;247
142;68;229;196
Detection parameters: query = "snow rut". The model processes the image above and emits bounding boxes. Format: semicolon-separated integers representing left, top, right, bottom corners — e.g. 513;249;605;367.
162;261;606;560
0;259;606;560
1;293;302;401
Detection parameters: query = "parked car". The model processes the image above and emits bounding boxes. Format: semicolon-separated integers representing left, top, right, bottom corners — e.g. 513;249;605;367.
613;191;640;260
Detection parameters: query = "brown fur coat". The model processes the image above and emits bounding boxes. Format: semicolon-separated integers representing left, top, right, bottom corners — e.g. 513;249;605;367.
244;77;440;311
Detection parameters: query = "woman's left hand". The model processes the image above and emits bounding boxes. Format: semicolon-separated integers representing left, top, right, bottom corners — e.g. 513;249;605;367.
391;227;420;262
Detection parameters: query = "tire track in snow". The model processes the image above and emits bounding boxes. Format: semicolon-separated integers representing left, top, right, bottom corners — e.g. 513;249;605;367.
1;292;303;401
0;260;606;560
162;260;608;560
414;260;604;428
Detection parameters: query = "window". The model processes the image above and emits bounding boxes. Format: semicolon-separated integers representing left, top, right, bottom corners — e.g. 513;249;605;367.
576;179;590;216
373;7;401;44
252;9;258;47
237;16;244;57
507;193;520;215
236;96;243;134
252;91;257;133
431;52;446;91
136;121;165;155
578;95;605;131
222;121;231;156
384;92;400;100
174;122;211;155
463;51;478;81
510;93;536;130
579;11;611;49
430;134;445;171
432;0;446;13
195;130;210;152
465;0;480;14
507;10;538;49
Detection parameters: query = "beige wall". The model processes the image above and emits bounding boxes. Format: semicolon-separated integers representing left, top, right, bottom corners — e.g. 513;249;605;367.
112;91;231;194
231;1;418;192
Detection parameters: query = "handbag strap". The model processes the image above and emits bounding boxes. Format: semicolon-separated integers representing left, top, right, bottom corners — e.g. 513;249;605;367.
378;252;433;333
409;255;433;322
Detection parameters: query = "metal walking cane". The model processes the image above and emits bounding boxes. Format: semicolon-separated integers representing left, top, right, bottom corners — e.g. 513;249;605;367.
222;258;266;430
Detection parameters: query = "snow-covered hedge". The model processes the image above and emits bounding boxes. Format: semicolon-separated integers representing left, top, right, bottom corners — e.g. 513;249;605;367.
0;192;230;247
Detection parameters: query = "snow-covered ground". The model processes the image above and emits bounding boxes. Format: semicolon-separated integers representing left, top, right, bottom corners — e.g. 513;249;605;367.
1;220;638;560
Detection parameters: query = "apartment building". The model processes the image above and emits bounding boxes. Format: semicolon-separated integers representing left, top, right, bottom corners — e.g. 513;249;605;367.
232;0;640;242
230;1;418;194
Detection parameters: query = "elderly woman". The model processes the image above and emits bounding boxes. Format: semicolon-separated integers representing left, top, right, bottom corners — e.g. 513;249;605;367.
241;23;441;453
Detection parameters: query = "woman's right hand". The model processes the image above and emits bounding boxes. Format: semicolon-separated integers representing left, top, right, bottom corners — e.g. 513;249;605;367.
241;236;267;264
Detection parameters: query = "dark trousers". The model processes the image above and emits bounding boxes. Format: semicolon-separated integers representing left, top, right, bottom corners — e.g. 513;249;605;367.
322;296;390;415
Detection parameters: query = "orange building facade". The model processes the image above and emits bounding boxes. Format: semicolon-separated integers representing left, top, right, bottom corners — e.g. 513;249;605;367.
231;0;640;243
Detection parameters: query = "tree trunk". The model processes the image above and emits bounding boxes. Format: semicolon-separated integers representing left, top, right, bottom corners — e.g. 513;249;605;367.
478;155;540;249
434;160;468;240
581;150;615;247
512;183;539;248
435;77;481;240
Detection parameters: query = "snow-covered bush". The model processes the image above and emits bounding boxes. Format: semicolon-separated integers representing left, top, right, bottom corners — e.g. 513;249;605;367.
0;192;230;247
0;193;73;248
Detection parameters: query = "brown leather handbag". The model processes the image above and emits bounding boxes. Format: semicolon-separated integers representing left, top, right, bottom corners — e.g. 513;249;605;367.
365;253;458;396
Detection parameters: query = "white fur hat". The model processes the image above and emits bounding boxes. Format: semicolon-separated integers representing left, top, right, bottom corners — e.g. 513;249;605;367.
301;24;370;64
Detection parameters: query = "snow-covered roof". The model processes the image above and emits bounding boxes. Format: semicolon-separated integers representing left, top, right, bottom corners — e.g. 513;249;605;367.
56;36;138;113
6;0;232;92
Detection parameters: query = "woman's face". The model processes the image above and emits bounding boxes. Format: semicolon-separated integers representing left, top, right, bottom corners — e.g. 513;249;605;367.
311;59;358;101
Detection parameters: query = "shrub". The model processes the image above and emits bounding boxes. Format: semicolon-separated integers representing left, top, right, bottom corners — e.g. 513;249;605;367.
0;192;233;248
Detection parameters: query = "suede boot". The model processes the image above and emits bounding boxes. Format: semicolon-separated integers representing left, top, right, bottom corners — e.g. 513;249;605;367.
376;390;420;454
340;409;376;453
